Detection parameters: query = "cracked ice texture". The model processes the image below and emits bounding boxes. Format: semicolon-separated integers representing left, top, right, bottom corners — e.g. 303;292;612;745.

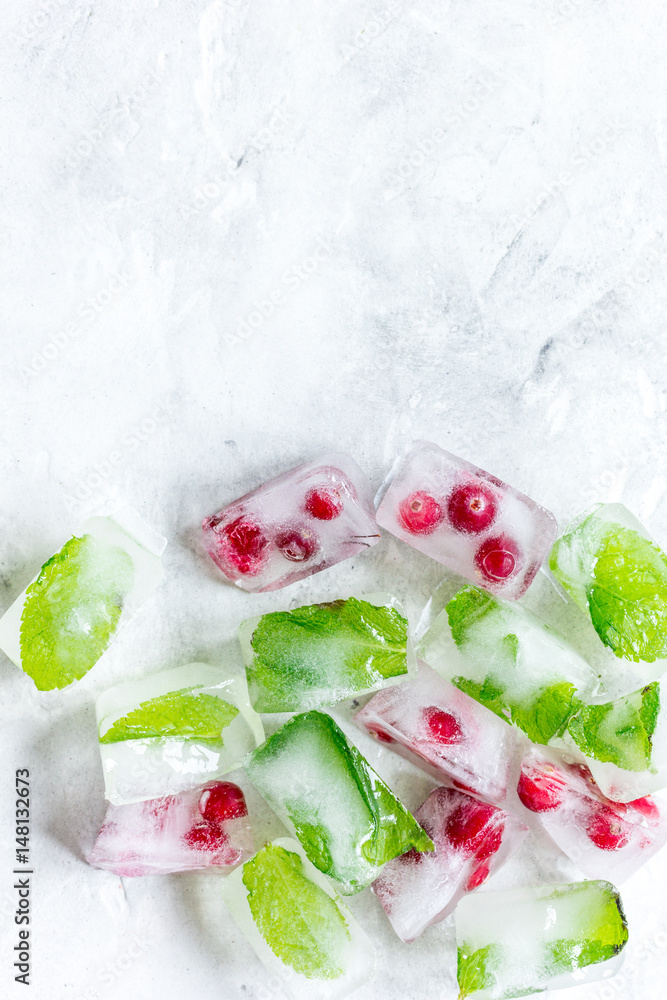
202;452;379;592
376;441;556;600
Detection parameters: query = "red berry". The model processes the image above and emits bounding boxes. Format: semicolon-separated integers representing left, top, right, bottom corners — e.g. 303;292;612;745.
275;526;319;562
474;534;522;582
209;515;270;576
628;796;660;822
422;707;464;745
586;806;631;851
199;782;248;823
464;860;492;890
445;801;501;858
183;822;229;852
304;487;343;520
447;481;498;534
451;778;478;795
517;765;566;813
397;846;425;866
366;723;395;744
398;491;443;534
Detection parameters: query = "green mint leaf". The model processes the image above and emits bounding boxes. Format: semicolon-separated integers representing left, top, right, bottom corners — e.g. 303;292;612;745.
452;675;510;724
508;682;583;744
567;684;660;771
547;882;628;969
99;688;239;744
20;534;134;690
446;586;498;647
246;597;409;712
242;843;350;980
457;943;500;999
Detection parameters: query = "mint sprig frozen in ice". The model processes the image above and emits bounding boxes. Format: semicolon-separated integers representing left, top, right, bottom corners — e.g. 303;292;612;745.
99;687;239;744
242;843;350;981
246;597;409;712
20;534;134;691
567;682;660;772
550;518;667;662
456;943;500;999
446;585;498;646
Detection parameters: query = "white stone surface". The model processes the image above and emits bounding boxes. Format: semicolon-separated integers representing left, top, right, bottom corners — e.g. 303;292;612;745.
1;1;667;998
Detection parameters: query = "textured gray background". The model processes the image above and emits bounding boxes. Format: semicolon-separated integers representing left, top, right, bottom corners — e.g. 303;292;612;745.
2;0;667;998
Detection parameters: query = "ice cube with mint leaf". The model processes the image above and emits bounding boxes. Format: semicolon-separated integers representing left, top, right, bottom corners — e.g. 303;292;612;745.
418;584;598;745
97;663;264;804
455;880;628;999
221;839;375;1000
244;710;434;894
240;593;414;713
0;507;165;690
549;503;667;664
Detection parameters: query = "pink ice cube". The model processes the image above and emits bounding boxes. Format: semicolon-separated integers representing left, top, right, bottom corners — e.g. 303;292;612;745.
376;441;557;599
355;664;524;804
202;453;379;592
373;786;528;941
517;746;667;882
87;781;254;876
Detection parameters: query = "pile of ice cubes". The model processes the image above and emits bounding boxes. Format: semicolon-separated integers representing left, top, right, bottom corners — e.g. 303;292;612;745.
5;441;667;999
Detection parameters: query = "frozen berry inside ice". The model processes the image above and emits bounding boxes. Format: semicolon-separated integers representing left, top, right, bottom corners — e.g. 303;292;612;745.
422;707;464;745
628;796;660;822
474;534;522;582
445;802;500;857
304;487;343;520
586;806;630;851
397;846;425;866
398;491;443;534
464;860;492;890
275;526;319;562
366;723;395;744
199;782;248;823
211;516;270;576
447;480;498;534
517;765;566;813
183;822;230;852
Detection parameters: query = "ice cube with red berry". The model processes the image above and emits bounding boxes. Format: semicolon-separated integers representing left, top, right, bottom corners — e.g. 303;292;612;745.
516;745;667;882
87;780;254;876
202;453;379;592
376;441;556;599
355;663;525;804
372;786;528;941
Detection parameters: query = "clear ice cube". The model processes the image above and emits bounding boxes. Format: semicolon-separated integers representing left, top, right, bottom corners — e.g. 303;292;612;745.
221;838;375;1000
517;745;667;882
455;880;628;998
97;663;264;804
372;786;528;942
202;453;379;592
240;592;415;713
244;710;434;894
0;506;165;690
355;663;524;804
87;780;254;876
376;441;556;600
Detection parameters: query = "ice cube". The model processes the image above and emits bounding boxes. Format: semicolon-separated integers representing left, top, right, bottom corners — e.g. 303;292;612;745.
455;879;628;998
355;663;524;804
87;780;253;876
221;838;375;1000
202;453;379;592
0;506;165;690
550;502;667;668
376;442;556;600
372;786;528;942
418;584;598;745
97;663;264;804
240;592;415;713
560;677;667;802
516;745;667;882
244;710;434;894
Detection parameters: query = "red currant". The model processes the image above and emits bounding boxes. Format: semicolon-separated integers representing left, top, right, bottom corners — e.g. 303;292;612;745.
366;723;395;744
586;806;630;851
445;801;500;857
209;515;270;576
398;491;443;534
422;707;464;745
275;526;319;562
517;765;565;813
304;487;343;520
397;846;425;866
474;534;522;582
183;822;229;852
199;782;248;823
628;796;660;822
464;860;492;890
447;481;498;534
